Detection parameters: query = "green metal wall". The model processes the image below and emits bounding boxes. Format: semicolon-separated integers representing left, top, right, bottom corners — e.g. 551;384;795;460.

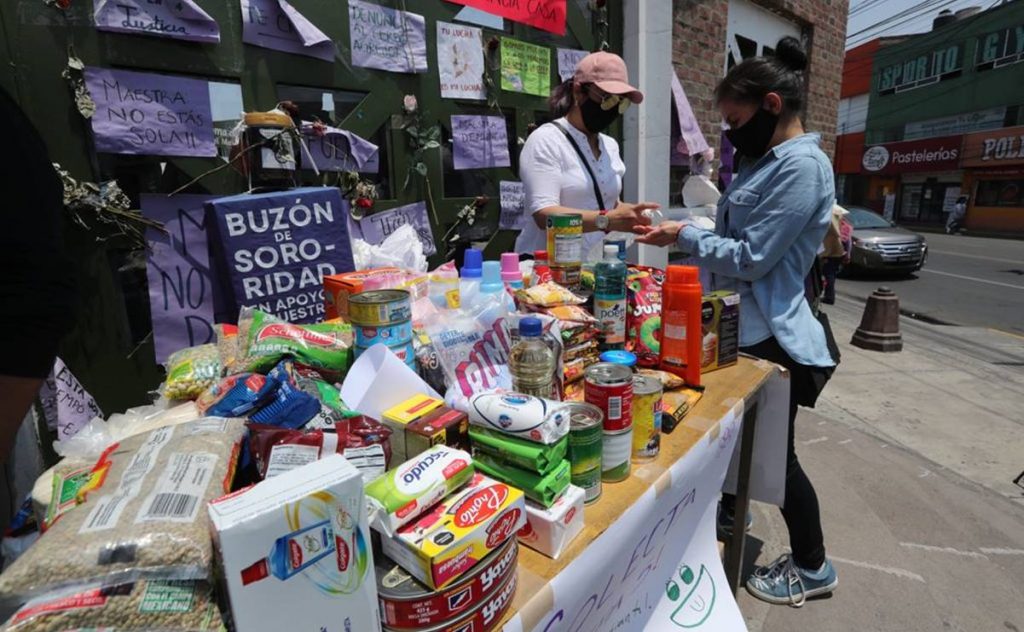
0;0;622;414
865;1;1024;144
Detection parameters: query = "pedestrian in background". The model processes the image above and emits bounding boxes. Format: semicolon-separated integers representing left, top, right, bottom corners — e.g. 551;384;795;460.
947;195;968;234
821;205;851;305
633;36;839;607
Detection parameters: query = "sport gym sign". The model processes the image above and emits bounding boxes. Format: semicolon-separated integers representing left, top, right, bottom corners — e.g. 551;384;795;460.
861;135;962;175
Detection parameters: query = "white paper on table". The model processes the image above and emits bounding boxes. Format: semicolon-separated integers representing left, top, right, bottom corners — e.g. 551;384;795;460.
339;343;441;421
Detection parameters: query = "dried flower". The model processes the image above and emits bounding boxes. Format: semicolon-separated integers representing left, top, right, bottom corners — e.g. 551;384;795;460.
403;95;418;114
355;197;374;209
310;120;328;137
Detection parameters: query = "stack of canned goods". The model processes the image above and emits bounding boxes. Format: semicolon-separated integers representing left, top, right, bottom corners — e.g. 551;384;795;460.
348;289;415;371
584;363;634;483
546;213;583;290
564;402;604;504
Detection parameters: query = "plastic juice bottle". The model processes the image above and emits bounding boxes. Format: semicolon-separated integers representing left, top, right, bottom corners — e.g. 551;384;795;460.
659;265;703;386
532;250;552;287
501;253;524;289
594;245;627;351
510;317;556;399
459;248;483;306
480;261;504;296
240;519;335;585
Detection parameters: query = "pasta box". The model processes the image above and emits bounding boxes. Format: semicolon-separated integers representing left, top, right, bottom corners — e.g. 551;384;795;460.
382;394;445;463
405;407;470;459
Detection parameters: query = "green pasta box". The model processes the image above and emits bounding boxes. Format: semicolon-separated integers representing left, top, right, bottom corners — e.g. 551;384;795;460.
405;407;470;459
701;291;740;373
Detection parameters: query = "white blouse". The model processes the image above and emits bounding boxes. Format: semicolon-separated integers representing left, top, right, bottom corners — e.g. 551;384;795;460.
514;118;626;256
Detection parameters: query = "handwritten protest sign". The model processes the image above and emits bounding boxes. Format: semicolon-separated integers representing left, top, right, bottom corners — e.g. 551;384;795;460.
240;0;335;62
359;202;436;256
499;181;525;230
301;124;380;173
93;0;220;43
142;194;218;364
349;0;427;74
38;358;103;440
437;21;486;100
84;67;215;157
452;115;510;170
501;37;551;97
557;48;588;82
206;188;356;323
446;0;566;35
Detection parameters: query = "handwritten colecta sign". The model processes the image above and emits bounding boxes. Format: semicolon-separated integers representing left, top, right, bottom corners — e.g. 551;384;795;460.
445;0;566;35
84;67;216;157
93;0;220;43
206;188;356;323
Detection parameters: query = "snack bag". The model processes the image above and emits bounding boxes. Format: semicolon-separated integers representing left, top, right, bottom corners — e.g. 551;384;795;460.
196;373;277;417
515;282;586;308
626;266;666;367
235;308;352;380
164;344;221;401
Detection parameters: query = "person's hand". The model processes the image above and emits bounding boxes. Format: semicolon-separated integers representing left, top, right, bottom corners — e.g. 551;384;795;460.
633;221;686;247
608;201;660;232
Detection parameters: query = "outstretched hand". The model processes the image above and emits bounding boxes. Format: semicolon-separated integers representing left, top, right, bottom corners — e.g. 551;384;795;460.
608;201;660;233
633;221;685;247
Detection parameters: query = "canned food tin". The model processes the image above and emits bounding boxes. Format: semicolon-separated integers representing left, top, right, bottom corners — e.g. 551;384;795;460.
383;566;518;632
356;339;417;368
546;213;583;267
550;265;582;290
377;538;518;629
349;289;412;326
602;427;632;482
566;402;603;504
599;350;637;369
585;363;634;432
631;375;663;461
354;321;413;349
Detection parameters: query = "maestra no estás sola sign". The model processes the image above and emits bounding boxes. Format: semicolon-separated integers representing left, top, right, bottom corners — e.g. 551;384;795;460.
206;187;355;323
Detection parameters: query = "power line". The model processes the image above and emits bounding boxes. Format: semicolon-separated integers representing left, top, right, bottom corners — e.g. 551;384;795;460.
847;0;958;43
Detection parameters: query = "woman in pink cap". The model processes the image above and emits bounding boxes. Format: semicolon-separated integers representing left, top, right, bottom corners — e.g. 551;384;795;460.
514;51;658;256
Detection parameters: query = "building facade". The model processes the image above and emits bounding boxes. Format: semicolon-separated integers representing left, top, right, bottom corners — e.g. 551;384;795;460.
858;1;1024;233
672;0;849;186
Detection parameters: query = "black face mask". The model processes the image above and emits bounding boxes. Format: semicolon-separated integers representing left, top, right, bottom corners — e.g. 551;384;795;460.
579;97;620;134
725;107;779;159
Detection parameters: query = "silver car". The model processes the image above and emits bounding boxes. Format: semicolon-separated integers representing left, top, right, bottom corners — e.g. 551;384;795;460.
845;207;928;274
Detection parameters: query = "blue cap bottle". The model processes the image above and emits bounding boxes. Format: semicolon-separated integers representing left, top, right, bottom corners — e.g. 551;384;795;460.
461;248;483;279
480;261;504;295
520;316;543;337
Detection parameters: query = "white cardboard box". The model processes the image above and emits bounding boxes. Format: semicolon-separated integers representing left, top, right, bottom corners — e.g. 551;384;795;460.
208;454;381;632
517;484;585;559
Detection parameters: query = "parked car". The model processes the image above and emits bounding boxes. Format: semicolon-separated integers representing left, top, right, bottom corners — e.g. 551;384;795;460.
844;206;928;274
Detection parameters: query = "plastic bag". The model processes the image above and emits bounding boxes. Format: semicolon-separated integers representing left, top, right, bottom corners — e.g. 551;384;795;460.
235;308;352;380
427;261;459;309
352;223;427;272
0;418;246;605
515;282;586;308
164;345;222;400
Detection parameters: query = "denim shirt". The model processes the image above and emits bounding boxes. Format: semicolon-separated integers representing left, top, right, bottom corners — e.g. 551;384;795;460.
677;133;835;368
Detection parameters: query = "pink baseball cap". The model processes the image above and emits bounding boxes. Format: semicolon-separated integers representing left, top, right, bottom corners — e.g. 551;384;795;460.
574;52;644;104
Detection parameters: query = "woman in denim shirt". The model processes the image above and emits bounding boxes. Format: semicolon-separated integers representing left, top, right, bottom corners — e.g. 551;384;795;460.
637;37;838;606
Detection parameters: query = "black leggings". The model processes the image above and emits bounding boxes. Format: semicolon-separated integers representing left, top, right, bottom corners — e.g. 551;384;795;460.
725;336;831;571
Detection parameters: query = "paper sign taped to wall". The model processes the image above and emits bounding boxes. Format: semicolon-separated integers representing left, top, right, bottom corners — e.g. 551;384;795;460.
499;181;525;230
349;0;428;73
557;48;587;82
437;21;486;100
451;115;511;170
240;0;336;61
501;37;551;97
93;0;220;43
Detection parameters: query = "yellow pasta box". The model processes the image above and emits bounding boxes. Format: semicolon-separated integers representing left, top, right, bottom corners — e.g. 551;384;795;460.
382;394;445;462
380;473;526;590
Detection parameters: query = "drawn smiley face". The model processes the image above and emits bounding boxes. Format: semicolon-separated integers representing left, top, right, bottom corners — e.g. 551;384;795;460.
665;564;716;628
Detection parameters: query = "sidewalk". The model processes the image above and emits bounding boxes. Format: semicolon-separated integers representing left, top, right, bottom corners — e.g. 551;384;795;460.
736;296;1024;631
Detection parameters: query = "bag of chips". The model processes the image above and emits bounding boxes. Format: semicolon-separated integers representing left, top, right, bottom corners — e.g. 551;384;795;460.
235;308;352;380
626;266;665;368
516;282;586;308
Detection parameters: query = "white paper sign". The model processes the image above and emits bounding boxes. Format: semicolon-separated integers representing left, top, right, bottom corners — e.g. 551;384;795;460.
438;21;487;100
557;48;588;82
339;344;441;422
499;180;525;230
38;358;103;439
503;403;747;632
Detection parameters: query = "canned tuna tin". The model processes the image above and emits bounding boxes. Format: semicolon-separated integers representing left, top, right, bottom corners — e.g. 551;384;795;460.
631;375;663;461
349;289;412;326
546;213;583;268
602;427;633;482
585;363;634;432
376;538;518;629
382;565;518;632
354;321;413;349
566;402;603;504
550;265;582;291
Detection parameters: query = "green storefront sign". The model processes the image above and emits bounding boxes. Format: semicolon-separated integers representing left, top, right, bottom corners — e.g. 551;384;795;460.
878;44;963;93
977;25;1024;65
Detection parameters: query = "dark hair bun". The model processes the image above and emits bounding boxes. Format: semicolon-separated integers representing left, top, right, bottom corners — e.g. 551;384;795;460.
775;36;807;72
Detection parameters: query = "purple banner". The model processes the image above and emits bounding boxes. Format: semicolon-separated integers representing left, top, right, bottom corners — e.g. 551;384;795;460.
241;0;336;62
206;188;356;323
142;194;219;364
84;67;215;157
358;201;436;256
301;123;380;173
671;72;710;158
349;0;428;74
452;115;511;170
93;0;220;43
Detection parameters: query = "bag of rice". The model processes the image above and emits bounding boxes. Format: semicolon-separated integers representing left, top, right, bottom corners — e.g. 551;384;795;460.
0;419;246;607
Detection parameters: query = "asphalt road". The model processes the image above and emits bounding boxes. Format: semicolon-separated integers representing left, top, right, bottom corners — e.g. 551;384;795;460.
838;233;1024;335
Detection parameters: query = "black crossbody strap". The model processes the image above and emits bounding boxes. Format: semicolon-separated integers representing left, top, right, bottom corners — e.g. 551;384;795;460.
553;121;605;211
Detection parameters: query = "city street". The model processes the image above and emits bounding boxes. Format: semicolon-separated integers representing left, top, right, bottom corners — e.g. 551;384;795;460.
840;233;1024;336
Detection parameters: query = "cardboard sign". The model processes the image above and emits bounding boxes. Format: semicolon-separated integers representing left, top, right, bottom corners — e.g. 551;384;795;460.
501;37;551;97
93;0;220;43
39;358;103;440
437;21;486;100
206;188;356;323
499;180;525;230
240;0;335;62
349;0;428;74
84;67;215;157
358;201;436;257
142;194;219;364
451;115;511;170
446;0;566;35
